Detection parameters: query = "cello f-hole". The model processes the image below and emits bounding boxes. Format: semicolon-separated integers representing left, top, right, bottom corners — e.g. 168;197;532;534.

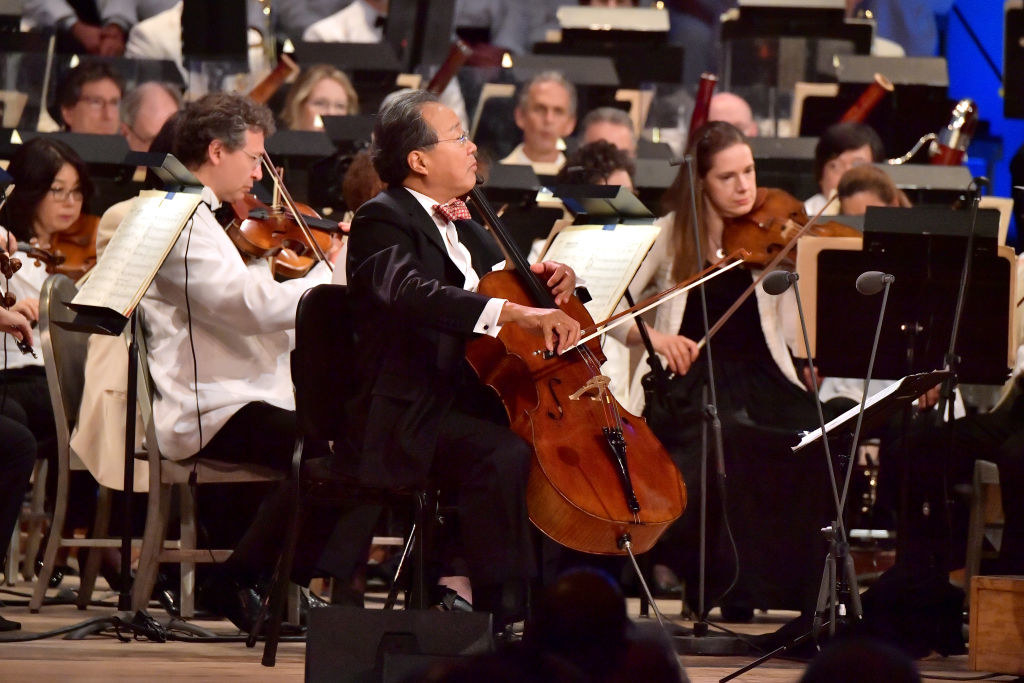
546;378;564;420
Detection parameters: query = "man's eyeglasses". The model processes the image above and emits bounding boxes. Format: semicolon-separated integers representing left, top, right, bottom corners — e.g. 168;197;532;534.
79;95;121;109
431;133;470;147
239;149;264;170
48;186;84;202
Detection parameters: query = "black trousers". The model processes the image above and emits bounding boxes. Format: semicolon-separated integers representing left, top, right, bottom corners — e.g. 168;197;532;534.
0;415;35;567
879;394;1024;573
194;401;341;583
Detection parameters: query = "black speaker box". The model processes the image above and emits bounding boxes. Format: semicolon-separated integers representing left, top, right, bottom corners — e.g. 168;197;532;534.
305;607;494;683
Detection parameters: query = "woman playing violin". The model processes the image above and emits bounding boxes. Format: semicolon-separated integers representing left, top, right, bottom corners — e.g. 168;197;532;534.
611;121;854;619
0;137;94;452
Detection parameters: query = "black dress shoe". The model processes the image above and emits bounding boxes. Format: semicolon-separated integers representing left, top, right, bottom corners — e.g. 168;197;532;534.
199;571;266;633
432;587;473;613
0;615;21;632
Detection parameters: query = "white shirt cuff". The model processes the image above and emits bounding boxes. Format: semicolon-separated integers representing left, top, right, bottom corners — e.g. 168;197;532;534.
475;297;506;337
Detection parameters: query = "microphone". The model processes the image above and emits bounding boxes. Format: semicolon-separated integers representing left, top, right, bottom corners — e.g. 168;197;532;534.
762;270;796;296
855;270;893;296
971;176;990;192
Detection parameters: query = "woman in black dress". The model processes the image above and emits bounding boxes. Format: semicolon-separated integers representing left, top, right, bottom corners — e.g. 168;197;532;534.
610;121;852;619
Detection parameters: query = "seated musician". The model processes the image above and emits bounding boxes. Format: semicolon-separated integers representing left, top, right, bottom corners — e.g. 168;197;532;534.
56;60;124;135
279;64;359;131
836;163;911;214
805;122;886;216
555;139;636;190
344;89;581;632
136;92;346;631
0;309;36;632
0;137;94;461
608;121;853;620
501;72;577;176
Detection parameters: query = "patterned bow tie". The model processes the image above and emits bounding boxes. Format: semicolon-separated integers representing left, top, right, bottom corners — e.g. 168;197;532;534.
433;198;471;223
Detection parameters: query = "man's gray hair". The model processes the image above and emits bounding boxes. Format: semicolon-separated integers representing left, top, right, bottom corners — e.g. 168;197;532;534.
516;71;577;116
580;107;635;137
120;81;183;127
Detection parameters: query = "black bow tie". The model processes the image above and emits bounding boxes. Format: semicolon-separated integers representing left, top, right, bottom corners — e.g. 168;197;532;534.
213;203;236;228
374;14;387;28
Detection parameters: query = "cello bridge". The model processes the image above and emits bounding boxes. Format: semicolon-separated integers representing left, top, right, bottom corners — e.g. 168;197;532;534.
569;375;611;401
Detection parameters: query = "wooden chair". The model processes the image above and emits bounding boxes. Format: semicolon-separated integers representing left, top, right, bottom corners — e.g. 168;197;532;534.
252;284;434;666
30;274;119;612
964;459;1004;606
129;309;287;618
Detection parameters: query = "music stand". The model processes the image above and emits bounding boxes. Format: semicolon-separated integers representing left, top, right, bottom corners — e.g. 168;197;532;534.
813;207;1013;384
292;42;402;113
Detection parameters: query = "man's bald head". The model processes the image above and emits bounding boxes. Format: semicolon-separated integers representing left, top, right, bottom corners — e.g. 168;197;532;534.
708;92;758;138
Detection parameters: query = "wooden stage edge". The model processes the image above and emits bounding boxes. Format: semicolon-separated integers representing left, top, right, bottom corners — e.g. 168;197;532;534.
0;578;1003;682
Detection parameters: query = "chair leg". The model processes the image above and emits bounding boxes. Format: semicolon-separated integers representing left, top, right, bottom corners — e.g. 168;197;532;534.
6;526;18;586
76;486;113;609
384;519;417;610
132;483;171;614
21;458;49;580
179;485;197;619
255;435;305;666
31;455;70;612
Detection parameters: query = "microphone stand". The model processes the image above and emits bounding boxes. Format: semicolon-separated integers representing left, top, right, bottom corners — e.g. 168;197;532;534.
932;177;988;567
723;270;891;681
671;155;750;655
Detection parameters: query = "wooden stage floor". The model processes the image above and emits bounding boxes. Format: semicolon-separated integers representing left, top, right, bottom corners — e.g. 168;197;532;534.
0;578;998;682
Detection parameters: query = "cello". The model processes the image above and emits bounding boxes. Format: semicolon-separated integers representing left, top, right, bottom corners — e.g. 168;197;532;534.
465;186;686;556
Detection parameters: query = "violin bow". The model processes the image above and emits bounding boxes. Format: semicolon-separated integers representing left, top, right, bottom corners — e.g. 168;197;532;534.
696;192;839;350
574;250;748;349
259;151;334;272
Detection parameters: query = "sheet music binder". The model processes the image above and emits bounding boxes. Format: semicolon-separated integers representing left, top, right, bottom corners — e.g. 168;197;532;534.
57;157;204;336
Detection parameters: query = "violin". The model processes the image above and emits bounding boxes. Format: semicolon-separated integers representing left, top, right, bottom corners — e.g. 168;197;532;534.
227;194;338;278
466;186;686;556
722;188;860;268
18;214;99;281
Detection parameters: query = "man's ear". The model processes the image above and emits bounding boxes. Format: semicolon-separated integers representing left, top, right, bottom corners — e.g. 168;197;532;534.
207;138;223;166
561;115;577;138
60;106;73;128
407;148;428;176
512;106;526;132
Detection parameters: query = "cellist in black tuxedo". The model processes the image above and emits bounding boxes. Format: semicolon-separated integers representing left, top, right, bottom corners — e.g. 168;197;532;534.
344;90;581;631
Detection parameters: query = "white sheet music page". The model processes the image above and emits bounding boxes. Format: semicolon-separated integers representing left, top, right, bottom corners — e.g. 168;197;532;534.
72;190;202;316
540;223;661;322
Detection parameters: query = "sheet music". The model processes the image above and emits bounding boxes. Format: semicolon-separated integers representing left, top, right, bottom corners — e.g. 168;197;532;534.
73;190;201;316
792;370;950;452
540;223;661;322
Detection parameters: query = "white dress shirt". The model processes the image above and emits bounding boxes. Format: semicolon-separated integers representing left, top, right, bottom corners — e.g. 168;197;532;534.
403;187;505;337
303;0;382;42
500;143;566;177
139;186;330;460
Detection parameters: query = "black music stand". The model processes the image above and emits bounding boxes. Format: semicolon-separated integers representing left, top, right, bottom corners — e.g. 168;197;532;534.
720;1;872;89
798;55;952;158
814;206;1011;385
292;42;403;113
